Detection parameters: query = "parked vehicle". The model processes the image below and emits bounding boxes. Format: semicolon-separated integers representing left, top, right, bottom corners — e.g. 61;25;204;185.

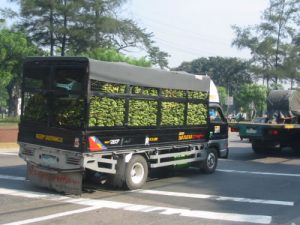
18;57;225;194
230;90;300;153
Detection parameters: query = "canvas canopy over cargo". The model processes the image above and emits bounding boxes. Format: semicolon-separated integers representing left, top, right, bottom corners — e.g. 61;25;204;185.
89;59;210;92
267;90;300;118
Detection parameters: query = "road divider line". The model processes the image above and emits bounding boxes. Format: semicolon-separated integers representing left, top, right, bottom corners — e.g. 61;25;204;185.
133;189;294;206
217;169;300;178
0;187;272;224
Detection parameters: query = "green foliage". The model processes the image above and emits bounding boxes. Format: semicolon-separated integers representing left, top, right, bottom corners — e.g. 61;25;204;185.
161;102;185;126
173;57;252;96
89;96;125;127
147;46;170;69
187;103;207;125
234;84;267;116
232;0;300;88
128;100;157;126
131;86;158;96
23;93;85;127
0;28;42;116
0;117;19;123
23;94;48;122
187;91;208;100
0;86;8;109
10;0;169;68
89;82;209;127
83;48;151;67
217;86;227;107
101;83;126;94
162;89;185;98
53;97;84;127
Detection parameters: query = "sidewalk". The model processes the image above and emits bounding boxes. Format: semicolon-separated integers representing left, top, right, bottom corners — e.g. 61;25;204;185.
0;143;19;152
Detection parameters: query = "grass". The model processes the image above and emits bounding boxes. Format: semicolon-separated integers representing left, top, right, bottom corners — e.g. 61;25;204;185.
0;117;19;128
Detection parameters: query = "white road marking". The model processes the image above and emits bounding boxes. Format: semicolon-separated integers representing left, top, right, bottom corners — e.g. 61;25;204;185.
1;174;292;206
0;187;272;224
217;169;300;177
1;206;102;225
0;153;18;156
133;190;294;206
0;175;25;181
0;188;69;201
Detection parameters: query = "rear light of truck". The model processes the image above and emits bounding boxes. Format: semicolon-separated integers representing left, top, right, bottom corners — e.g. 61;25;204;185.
230;127;239;132
88;136;107;152
269;129;279;136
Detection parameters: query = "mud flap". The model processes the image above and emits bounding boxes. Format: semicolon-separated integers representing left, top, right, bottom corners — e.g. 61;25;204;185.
27;163;83;195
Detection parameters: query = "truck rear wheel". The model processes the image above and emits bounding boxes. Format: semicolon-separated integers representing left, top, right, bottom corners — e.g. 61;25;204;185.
125;155;148;190
252;141;265;153
201;148;218;174
252;141;269;154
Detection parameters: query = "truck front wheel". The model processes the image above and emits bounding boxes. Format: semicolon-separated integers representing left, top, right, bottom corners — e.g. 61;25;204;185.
125;155;148;190
201;148;218;174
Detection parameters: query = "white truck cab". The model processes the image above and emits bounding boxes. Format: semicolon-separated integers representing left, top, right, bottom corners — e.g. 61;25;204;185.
208;80;229;158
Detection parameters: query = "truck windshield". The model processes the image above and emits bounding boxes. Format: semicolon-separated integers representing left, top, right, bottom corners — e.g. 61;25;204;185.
22;64;86;128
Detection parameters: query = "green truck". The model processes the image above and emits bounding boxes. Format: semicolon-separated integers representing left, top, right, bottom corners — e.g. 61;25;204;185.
231;90;300;153
18;57;223;194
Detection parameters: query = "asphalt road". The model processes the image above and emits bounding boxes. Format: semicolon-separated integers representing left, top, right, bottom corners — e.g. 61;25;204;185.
0;133;300;225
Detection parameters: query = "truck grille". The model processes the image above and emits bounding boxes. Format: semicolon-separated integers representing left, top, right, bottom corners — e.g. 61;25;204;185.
66;157;81;165
22;148;34;156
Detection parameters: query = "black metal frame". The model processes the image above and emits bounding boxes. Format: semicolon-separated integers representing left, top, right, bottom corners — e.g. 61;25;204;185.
87;81;209;130
19;57;210;152
21;60;89;130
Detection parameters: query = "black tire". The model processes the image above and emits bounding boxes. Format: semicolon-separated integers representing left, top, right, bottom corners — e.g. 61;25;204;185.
252;141;267;154
124;155;148;190
107;157;126;189
201;148;218;174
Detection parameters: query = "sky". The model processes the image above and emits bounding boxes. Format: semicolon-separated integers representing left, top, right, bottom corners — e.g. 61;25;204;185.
2;0;270;68
122;0;269;67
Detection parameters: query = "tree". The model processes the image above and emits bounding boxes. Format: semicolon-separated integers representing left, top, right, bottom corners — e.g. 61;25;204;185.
234;84;268;118
173;57;252;96
83;48;151;67
0;29;41;116
217;86;227;110
281;34;300;88
232;0;300;89
5;0;169;69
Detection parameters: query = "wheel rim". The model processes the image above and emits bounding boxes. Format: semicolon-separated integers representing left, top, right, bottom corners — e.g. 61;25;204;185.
130;162;145;184
207;152;216;169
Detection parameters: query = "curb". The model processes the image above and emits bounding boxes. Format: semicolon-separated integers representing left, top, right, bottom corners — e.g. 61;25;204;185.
0;143;19;152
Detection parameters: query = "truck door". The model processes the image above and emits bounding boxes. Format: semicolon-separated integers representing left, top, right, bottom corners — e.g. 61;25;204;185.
209;104;229;158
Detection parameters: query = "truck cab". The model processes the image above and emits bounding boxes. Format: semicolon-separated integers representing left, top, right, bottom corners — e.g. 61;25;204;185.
208;80;229;158
209;103;229;158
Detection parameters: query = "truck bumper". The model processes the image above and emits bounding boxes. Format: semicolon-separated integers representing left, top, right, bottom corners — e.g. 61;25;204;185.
19;142;84;194
27;162;83;195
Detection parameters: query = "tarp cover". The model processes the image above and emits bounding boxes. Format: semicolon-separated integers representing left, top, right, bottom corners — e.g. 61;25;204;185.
267;90;300;118
89;59;211;92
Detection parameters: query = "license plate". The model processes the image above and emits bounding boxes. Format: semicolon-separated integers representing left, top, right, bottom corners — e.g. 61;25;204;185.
41;154;57;165
246;128;257;134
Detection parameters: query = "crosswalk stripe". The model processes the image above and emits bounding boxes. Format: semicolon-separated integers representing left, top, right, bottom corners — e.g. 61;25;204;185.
0;187;272;224
133;189;294;206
